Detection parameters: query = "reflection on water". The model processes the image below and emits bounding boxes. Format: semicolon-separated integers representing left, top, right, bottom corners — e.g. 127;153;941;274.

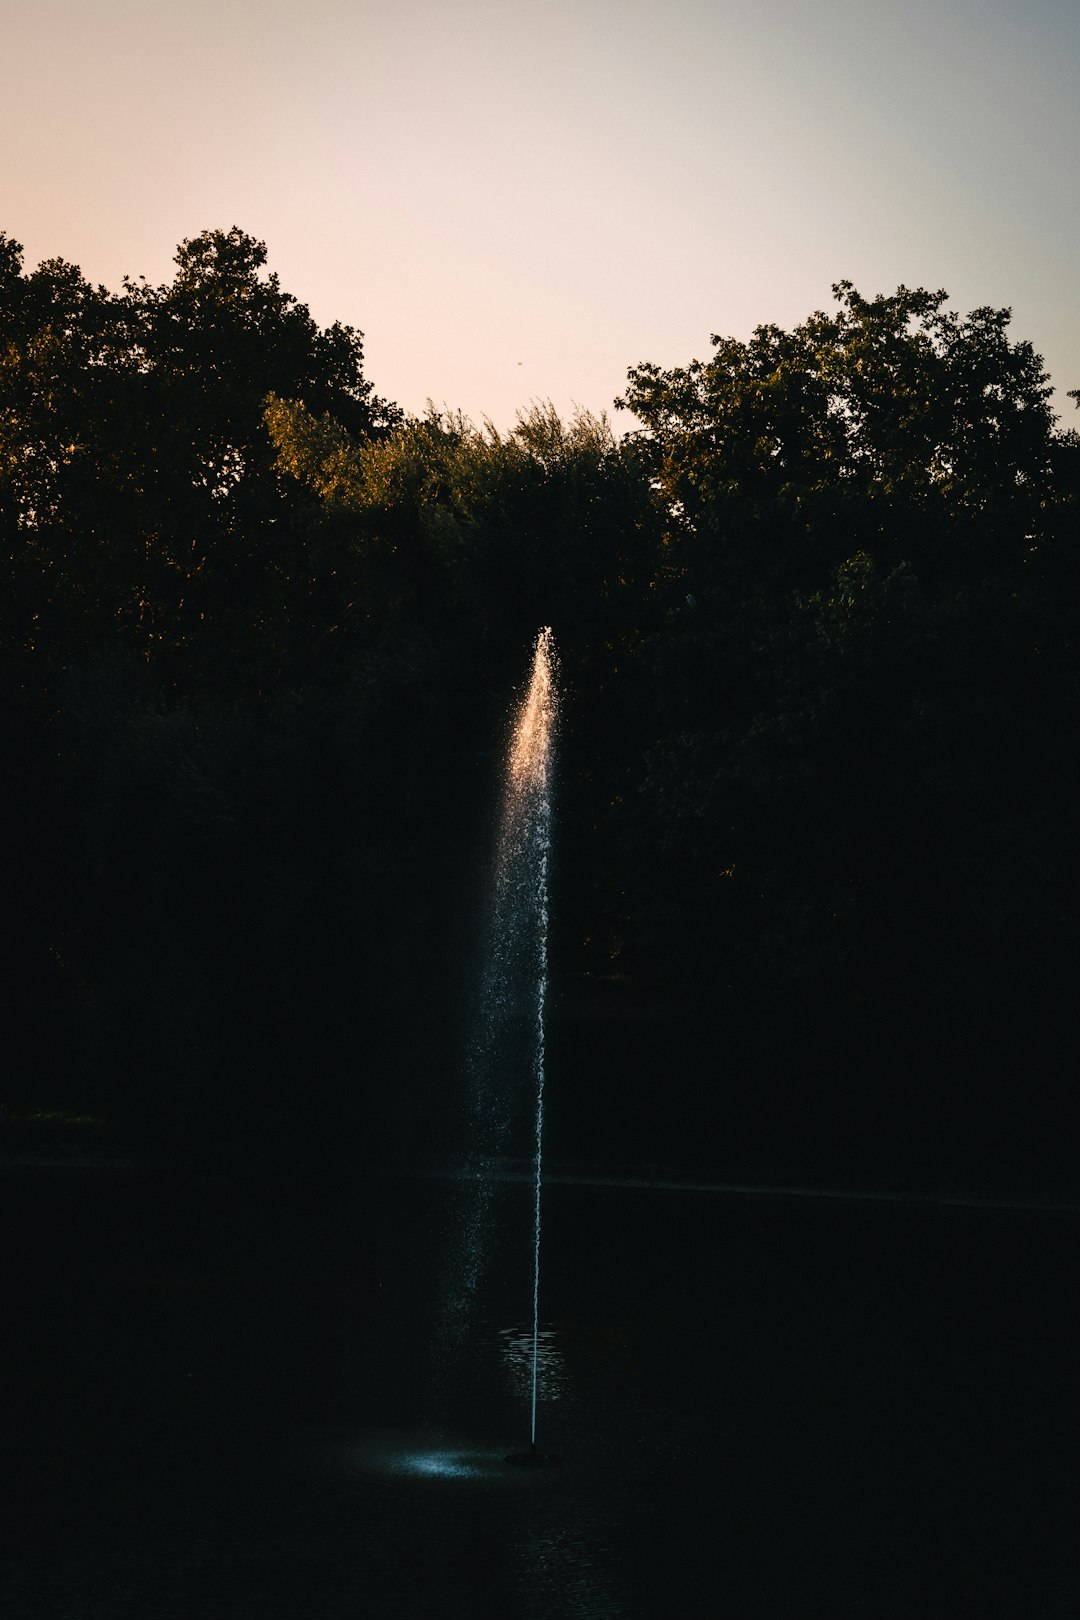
499;1324;568;1406
4;1173;1077;1617
328;1420;631;1617
517;1539;626;1620
514;1510;629;1620
343;1429;503;1481
339;1427;564;1487
405;1449;491;1480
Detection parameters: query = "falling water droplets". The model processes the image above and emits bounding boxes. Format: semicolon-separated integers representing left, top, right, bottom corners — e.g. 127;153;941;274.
503;629;558;1447
446;630;558;1448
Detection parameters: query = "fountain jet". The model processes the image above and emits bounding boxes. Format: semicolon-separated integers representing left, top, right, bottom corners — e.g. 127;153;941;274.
489;629;559;1458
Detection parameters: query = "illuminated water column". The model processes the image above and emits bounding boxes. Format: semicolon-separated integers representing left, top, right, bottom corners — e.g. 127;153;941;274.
494;628;558;1449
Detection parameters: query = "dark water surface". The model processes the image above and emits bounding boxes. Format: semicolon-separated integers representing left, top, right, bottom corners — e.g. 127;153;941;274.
3;1163;1077;1617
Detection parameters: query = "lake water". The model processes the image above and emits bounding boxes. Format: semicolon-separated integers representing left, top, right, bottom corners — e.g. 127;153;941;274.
3;1162;1076;1616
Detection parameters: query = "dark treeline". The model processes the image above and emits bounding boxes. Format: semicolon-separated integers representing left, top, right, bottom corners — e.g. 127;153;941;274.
3;228;1078;1191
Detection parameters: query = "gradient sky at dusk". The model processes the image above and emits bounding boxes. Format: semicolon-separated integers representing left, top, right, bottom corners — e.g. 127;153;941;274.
2;0;1078;428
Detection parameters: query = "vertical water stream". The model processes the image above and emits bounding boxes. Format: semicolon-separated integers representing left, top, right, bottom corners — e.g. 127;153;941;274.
511;632;556;1446
493;628;558;1446
447;629;557;1449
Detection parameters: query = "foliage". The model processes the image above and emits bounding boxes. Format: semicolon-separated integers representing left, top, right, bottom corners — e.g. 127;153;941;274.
610;286;1079;1180
619;281;1076;591
2;241;1077;1185
1;227;400;686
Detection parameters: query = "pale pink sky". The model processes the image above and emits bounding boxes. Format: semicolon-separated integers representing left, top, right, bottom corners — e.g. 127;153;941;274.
2;0;1078;428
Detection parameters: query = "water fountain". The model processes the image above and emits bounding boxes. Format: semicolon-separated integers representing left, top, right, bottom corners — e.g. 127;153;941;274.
434;628;561;1467
493;628;561;1466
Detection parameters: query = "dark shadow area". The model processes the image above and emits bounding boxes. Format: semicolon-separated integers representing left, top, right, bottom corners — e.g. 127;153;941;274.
3;235;1079;1610
1;1166;1077;1617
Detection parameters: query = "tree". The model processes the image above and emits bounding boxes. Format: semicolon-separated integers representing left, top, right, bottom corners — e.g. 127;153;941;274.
264;396;664;661
0;227;401;684
618;282;1076;595
611;286;1080;1181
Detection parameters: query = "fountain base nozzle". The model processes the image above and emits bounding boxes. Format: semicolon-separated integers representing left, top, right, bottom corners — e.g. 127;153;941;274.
505;1443;562;1467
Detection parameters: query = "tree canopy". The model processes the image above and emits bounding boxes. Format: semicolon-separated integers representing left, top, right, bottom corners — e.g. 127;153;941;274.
2;243;1077;1190
1;226;400;688
619;281;1076;589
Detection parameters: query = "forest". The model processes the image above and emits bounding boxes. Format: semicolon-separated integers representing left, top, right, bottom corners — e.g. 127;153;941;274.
3;226;1078;1194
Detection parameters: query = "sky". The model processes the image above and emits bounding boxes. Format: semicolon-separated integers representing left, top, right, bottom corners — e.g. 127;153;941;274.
2;0;1078;430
